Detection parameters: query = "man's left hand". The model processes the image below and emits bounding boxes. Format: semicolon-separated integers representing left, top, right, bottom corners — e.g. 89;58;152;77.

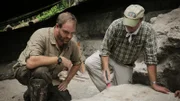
58;81;69;91
152;84;170;94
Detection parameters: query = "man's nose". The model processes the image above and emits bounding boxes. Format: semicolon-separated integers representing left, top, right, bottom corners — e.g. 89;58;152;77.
67;33;73;39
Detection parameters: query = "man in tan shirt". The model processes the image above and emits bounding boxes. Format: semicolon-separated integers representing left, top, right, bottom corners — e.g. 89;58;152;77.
13;12;81;101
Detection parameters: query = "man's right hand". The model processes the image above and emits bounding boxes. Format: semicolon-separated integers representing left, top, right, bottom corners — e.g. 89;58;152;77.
102;69;111;84
151;83;170;94
60;56;73;70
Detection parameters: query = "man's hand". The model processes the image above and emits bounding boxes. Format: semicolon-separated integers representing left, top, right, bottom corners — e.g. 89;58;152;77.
175;90;180;98
58;80;69;91
102;69;111;84
61;56;73;69
152;84;170;94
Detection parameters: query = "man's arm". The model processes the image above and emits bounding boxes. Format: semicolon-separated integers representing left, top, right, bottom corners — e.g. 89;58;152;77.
26;56;58;69
58;64;81;91
64;64;80;84
147;64;157;85
26;56;72;69
147;64;169;94
101;56;111;83
101;56;109;70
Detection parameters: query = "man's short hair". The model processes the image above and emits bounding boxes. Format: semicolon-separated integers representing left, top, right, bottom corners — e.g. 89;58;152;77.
56;12;77;28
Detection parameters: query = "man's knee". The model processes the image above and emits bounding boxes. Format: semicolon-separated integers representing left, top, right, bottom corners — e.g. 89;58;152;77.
32;67;52;83
85;56;94;69
15;66;31;85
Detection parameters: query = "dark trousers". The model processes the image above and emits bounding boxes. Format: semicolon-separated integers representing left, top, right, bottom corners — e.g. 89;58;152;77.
14;66;52;85
14;66;71;101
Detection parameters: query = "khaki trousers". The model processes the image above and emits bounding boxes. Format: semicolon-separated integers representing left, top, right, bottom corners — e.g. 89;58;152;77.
85;50;134;92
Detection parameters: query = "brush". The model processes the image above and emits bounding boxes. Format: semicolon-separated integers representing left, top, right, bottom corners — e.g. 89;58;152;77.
105;70;111;88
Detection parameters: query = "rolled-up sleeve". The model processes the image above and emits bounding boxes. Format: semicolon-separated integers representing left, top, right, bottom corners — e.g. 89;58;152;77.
100;21;116;57
144;27;158;65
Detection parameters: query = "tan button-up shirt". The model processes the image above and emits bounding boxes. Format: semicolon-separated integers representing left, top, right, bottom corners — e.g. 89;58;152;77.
15;27;81;72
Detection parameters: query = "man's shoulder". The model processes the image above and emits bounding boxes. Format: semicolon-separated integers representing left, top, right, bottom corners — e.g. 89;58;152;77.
35;27;52;33
29;27;52;41
32;27;52;36
112;18;123;25
141;21;153;30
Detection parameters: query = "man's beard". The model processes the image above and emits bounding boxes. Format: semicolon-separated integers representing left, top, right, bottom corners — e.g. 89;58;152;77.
57;35;70;44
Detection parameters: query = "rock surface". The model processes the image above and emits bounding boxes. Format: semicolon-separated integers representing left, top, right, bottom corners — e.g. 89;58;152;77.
72;84;180;101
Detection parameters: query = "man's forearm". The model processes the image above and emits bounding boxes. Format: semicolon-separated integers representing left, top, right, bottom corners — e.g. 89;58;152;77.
26;56;58;69
65;64;81;83
101;56;109;70
147;64;157;86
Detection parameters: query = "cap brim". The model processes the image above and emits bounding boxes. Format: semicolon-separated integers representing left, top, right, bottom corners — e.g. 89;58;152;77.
123;17;139;27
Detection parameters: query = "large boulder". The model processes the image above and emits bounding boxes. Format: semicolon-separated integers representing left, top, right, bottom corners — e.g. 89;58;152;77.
72;84;180;101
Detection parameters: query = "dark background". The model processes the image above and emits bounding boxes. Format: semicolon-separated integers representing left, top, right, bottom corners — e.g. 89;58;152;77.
0;0;179;63
0;0;59;22
1;0;180;22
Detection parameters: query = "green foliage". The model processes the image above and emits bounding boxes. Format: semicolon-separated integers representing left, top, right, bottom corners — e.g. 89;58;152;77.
61;0;74;8
36;3;65;21
36;0;75;21
0;0;75;32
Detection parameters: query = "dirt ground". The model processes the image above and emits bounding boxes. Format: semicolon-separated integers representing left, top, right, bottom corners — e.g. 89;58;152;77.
0;71;99;101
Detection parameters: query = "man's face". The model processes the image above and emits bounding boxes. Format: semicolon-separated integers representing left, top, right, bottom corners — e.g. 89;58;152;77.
125;25;138;33
56;20;76;44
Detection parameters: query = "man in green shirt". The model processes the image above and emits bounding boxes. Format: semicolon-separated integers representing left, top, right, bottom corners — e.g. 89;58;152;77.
85;4;170;94
13;12;81;101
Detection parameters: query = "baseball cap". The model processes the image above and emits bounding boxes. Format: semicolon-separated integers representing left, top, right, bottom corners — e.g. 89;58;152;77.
123;4;145;27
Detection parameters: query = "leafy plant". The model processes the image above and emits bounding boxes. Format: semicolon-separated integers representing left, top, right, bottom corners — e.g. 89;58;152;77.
1;0;76;32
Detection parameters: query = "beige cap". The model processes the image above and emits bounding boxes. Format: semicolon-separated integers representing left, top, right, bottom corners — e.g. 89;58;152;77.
123;4;145;27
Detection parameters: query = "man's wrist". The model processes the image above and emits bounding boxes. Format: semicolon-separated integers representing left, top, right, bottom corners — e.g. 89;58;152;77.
57;56;62;65
151;81;157;85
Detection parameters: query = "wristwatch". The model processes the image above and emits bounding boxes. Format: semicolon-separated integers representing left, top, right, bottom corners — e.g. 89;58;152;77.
151;81;157;85
57;56;62;65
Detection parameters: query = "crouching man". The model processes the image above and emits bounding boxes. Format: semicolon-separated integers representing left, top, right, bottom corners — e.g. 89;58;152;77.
13;12;81;101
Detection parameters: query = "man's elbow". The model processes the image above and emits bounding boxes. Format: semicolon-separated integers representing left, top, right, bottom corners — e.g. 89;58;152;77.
26;56;36;69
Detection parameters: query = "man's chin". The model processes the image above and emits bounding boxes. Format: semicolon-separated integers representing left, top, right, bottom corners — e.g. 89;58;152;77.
64;40;70;44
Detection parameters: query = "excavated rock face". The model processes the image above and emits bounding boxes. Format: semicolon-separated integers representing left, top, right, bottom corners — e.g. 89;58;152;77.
133;7;180;92
154;7;180;92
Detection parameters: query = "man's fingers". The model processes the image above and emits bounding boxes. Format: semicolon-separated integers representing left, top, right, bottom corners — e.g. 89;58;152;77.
161;87;170;94
58;85;66;91
175;91;180;97
164;88;170;93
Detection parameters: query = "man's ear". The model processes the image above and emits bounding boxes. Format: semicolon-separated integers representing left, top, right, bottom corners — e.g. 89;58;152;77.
55;23;59;28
